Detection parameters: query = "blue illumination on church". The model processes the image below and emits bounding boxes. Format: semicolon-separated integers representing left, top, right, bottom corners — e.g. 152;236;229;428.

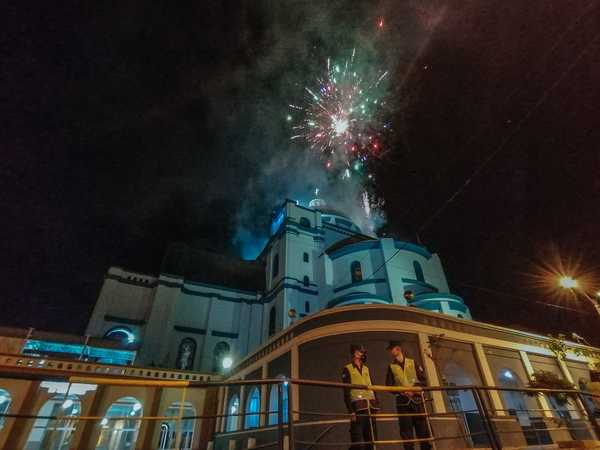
85;195;471;372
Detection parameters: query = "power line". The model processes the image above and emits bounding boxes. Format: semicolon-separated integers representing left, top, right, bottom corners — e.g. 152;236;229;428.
455;281;586;314
417;30;600;235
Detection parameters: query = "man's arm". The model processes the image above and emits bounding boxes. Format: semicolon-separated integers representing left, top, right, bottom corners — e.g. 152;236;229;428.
341;367;354;413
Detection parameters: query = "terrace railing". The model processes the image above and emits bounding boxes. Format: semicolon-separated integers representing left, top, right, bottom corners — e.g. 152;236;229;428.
0;373;599;449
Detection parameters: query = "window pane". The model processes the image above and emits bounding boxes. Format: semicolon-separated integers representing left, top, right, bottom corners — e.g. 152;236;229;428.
528;354;563;378
431;339;488;447
245;388;260;429
484;347;540;416
431;339;483;409
528;353;580;422
567;360;592;390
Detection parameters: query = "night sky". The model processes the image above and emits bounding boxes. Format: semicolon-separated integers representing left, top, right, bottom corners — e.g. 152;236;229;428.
4;1;600;342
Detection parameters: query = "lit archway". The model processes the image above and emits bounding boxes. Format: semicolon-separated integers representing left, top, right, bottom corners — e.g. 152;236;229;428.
268;382;288;425
244;387;260;429
0;388;11;430
95;396;142;450
25;395;80;450
225;395;240;432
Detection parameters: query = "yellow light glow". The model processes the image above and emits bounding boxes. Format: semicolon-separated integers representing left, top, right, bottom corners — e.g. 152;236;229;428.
558;276;578;289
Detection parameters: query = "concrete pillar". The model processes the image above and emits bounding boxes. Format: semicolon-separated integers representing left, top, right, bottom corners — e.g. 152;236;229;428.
520;351;553;418
260;365;268;427
417;332;446;414
474;342;505;415
75;384;108;450
139;387;163;449
216;386;225;432
558;358;584;420
198;387;219;450
220;386;229;433
290;344;299;421
239;384;246;430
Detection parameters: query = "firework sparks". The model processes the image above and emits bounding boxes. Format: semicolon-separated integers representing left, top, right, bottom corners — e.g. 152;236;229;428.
288;49;390;175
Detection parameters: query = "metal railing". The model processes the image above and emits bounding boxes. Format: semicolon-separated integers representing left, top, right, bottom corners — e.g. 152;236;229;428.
1;373;599;450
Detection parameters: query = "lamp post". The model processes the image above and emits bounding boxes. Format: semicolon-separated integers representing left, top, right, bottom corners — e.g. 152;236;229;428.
558;276;600;318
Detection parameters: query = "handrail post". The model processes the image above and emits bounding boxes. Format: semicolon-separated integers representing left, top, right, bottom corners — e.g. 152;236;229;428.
576;391;600;440
472;387;501;450
277;381;284;450
286;379;295;450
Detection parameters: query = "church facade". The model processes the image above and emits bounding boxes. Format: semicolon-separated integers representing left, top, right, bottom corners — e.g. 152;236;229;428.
86;198;471;373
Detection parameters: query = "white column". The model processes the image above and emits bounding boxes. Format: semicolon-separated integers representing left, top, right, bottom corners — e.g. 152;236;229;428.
521;351;553;418
216;386;225;432
418;332;446;414
260;365;268;427
557;358;583;419
474;343;505;416
239;383;246;430
220;386;229;433
291;344;300;421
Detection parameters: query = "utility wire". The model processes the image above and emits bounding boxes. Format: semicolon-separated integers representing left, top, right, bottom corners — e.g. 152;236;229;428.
417;30;600;236
365;13;600;284
455;281;586;314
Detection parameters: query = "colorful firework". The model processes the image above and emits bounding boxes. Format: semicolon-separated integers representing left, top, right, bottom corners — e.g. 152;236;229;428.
289;48;390;177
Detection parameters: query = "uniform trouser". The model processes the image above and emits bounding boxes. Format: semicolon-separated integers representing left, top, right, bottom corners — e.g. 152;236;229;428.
397;398;432;450
349;410;378;450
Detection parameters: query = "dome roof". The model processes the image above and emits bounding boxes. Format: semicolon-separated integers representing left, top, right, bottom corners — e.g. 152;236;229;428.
308;197;327;209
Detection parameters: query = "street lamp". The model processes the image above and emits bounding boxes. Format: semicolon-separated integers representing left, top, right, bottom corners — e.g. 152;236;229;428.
558;275;600;317
559;276;578;289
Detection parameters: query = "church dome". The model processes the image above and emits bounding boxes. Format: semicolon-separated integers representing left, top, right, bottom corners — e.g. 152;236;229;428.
308;197;327;209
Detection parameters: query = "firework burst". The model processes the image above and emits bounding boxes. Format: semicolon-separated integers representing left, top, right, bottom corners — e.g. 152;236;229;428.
289;48;390;177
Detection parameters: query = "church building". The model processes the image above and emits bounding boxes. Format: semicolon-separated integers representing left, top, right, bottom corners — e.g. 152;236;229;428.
86;196;471;373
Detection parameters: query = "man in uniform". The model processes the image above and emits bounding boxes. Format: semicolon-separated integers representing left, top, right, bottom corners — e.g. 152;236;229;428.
385;340;431;450
342;344;379;450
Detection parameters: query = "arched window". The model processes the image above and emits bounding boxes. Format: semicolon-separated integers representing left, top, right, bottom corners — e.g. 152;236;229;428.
299;217;310;228
268;383;289;425
244;387;261;429
25;395;80;450
96;396;142;450
303;276;309;287
303;252;309;263
272;254;279;279
158;401;196;450
0;389;11;430
225;395;240;432
103;326;135;345
305;301;310;313
413;261;425;282
176;338;196;370
268;307;277;336
350;261;363;283
213;342;231;373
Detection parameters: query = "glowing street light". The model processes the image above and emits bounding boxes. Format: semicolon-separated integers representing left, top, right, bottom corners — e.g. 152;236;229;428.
559;276;578;289
558;275;600;318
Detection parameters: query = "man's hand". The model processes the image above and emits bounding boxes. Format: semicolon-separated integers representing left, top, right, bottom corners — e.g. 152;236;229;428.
405;391;414;398
351;412;357;422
